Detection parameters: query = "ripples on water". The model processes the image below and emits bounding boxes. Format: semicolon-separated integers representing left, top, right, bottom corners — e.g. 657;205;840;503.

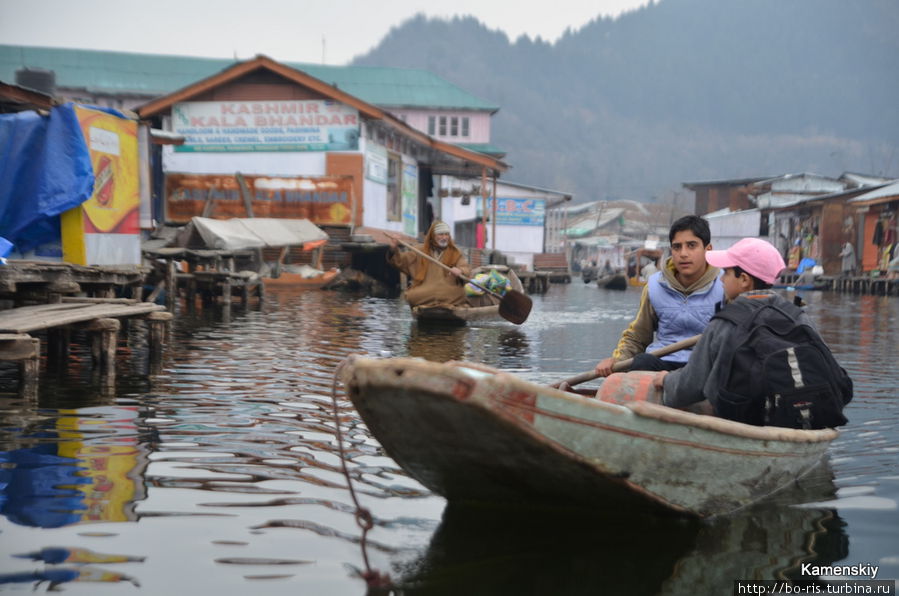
0;284;897;594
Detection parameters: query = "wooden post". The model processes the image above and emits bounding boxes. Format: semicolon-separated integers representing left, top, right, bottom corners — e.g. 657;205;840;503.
256;277;265;303
166;257;177;312
46;327;70;369
235;172;255;218
221;273;232;319
86;318;120;379
201;186;216;217
47;281;80;304
146;310;172;376
22;336;40;400
0;334;40;400
481;167;488;250
491;174;497;251
186;276;197;313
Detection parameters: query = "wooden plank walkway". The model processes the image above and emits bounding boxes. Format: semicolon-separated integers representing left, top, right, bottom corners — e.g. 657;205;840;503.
0;301;164;334
0;300;171;399
0;261;173;398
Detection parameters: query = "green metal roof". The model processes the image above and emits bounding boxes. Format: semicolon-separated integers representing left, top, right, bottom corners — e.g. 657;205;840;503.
0;45;499;111
456;142;506;156
299;64;499;112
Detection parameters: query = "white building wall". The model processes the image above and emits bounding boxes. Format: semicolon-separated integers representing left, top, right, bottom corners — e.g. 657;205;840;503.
494;224;543;269
706;209;764;249
162;146;327;176
387;109;492;143
359;135;424;233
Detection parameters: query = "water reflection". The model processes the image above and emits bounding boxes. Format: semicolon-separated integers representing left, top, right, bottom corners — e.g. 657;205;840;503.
408;323;467;362
394;501;848;596
406;322;533;370
0;406;150;527
395;462;846;595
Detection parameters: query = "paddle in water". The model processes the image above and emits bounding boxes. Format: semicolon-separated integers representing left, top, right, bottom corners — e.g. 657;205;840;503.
387;234;533;325
551;334;701;389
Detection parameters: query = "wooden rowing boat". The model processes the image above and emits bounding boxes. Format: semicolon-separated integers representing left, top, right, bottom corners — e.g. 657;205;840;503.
411;265;525;324
263;264;340;289
595;272;627;290
340;357;838;518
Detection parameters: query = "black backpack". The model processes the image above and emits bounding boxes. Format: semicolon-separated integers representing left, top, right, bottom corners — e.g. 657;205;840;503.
712;297;852;429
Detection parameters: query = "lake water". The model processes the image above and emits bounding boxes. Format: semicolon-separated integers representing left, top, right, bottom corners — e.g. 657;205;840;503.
0;282;897;594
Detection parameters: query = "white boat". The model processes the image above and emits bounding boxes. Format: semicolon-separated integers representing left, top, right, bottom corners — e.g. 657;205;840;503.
340;356;838;518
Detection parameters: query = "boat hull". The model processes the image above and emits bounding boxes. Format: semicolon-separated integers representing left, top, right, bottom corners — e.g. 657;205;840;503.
263;268;339;289
409;265;525;324
341;357;837;518
596;273;627;290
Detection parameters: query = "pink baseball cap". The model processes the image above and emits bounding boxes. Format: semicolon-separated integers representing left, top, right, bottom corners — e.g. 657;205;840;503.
705;237;786;284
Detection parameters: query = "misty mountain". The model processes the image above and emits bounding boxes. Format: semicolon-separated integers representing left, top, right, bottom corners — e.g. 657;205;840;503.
352;0;899;204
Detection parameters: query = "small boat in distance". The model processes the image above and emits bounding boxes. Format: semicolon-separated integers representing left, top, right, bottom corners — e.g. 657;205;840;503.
595;271;627;290
625;248;663;286
340;356;837;518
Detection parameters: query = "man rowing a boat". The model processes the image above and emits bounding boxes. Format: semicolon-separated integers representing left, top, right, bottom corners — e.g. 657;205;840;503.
387;220;472;308
594;215;724;375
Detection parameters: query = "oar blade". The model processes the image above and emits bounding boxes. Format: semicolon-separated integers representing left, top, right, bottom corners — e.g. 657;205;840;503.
498;290;532;325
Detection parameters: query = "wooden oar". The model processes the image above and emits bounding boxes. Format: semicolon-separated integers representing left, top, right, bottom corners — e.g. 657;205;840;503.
388;234;533;325
551;334;702;389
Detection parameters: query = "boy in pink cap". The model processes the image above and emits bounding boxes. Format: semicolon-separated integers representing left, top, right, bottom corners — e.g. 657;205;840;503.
653;237;851;428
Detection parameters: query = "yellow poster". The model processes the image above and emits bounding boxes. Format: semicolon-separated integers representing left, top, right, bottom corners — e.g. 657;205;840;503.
62;105;141;265
73;105;139;233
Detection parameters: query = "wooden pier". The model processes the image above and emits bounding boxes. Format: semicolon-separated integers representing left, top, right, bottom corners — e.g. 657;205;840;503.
0;261;172;398
516;271;551;294
142;247;265;313
779;272;899;296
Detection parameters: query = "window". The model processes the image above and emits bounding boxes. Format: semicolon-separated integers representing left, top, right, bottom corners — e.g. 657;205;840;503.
387;153;402;222
428;116;436;135
439;116;447;136
450;117;458;136
462;117;469;137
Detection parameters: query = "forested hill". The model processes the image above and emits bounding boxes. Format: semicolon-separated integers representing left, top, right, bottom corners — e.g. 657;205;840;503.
352;0;899;204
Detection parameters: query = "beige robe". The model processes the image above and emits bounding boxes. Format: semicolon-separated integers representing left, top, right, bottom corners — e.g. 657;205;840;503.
389;247;471;308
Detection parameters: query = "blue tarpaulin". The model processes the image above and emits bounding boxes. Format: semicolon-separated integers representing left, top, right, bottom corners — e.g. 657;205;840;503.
0;103;94;253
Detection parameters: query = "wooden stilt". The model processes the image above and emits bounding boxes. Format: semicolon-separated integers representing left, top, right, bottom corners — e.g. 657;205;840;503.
146;310;172;376
0;334;40;399
221;274;232;320
166;258;177;312
46;327;70;369
47;281;80;304
84;318;120;382
186;276;197;313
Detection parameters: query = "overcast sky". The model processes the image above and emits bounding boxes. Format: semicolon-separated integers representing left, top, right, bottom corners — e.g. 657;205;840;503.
1;0;651;65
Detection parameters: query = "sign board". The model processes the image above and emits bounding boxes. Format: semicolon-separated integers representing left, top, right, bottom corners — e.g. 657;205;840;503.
402;163;418;236
484;197;546;226
172;100;359;152
365;144;388;184
165;174;356;225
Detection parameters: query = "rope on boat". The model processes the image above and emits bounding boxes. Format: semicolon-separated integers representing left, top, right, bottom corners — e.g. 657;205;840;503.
331;357;392;591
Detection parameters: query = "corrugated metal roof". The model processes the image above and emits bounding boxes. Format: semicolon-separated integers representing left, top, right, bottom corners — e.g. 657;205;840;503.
0;45;499;111
848;180;899;205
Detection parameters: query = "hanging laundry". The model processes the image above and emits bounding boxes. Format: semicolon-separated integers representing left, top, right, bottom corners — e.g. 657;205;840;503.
872;219;883;245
